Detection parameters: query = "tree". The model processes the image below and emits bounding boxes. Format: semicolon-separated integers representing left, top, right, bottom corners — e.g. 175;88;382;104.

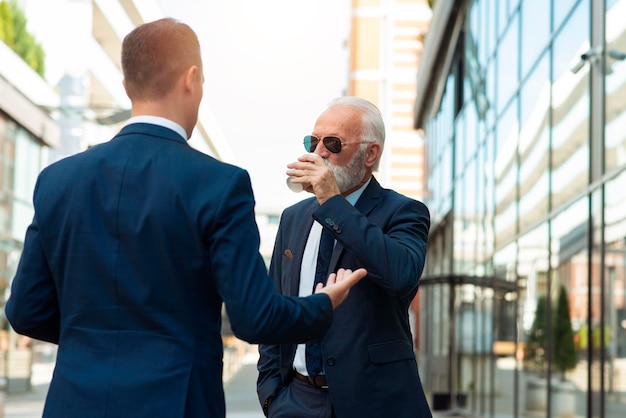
553;285;577;379
0;0;45;77
525;295;548;374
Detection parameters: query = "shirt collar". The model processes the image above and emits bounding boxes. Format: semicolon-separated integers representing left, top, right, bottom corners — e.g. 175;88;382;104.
126;116;187;141
345;177;371;206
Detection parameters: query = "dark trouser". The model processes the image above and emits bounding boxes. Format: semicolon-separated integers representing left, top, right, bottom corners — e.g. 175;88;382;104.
268;377;335;418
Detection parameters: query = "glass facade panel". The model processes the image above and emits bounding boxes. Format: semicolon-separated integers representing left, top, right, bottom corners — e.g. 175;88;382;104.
482;0;496;64
497;14;519;114
421;283;452;395
605;171;626;414
455;110;466;176
605;0;626;173
589;190;603;417
552;1;590;77
475;145;486;267
0;116;15;234
498;0;508;39
554;0;580;33
551;1;590;212
551;197;590;416
454;177;466;274
465;100;478;162
518;223;549;415
0;113;46;367
418;0;626;415
519;54;550;232
460;158;479;274
13;129;41;239
520;0;550;78
485;131;495;261
485;59;496;129
494;102;518;248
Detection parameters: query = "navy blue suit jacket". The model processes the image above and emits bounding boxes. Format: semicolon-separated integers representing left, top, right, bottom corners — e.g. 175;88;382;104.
257;177;432;418
6;123;334;418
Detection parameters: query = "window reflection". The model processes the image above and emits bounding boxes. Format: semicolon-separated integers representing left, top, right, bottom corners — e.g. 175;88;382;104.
518;223;550;403
551;2;590;211
455;158;479;274
497;14;519;114
554;0;579;33
604;171;626;408
0;114;45;356
494;102;518;247
550;198;589;417
605;0;626;173
483;0;497;63
419;0;626;415
519;54;549;232
521;0;550;78
13;128;42;238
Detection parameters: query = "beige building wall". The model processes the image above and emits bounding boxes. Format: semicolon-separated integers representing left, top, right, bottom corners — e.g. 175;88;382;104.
347;0;431;201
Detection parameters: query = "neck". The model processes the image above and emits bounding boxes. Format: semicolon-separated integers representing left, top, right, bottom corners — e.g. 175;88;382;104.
131;101;174;120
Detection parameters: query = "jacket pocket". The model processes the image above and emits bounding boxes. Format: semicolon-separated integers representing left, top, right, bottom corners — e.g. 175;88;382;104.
367;340;415;364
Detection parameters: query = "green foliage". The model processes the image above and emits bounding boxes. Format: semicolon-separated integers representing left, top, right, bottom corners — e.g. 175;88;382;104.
524;287;578;379
0;0;45;77
553;285;578;378
525;295;548;373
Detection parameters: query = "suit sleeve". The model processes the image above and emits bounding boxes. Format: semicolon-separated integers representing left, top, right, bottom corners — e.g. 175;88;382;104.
315;193;430;297
5;215;61;344
207;168;333;344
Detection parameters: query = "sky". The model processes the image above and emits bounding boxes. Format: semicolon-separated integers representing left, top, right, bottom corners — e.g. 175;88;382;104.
21;0;351;213
157;0;351;211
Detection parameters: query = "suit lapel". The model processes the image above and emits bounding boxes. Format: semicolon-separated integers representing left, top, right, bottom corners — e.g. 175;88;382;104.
354;177;382;217
328;177;382;271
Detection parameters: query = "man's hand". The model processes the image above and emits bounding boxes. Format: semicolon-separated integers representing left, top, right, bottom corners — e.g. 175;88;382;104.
315;268;367;309
286;153;340;205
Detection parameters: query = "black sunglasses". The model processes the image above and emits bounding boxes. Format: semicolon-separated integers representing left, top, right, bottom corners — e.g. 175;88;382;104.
303;135;372;154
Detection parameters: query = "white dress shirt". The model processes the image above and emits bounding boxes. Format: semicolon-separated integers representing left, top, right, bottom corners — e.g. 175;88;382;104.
126;115;187;140
292;177;371;376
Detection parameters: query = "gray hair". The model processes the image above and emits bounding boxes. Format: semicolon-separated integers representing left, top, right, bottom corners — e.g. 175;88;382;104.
326;96;385;170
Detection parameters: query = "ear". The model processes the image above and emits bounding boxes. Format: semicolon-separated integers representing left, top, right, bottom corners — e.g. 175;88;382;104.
364;142;382;169
183;65;199;92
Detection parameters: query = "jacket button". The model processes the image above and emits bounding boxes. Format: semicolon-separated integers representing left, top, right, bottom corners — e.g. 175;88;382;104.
326;358;335;366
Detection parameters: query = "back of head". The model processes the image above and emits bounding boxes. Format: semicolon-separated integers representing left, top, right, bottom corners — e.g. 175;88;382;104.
122;18;201;102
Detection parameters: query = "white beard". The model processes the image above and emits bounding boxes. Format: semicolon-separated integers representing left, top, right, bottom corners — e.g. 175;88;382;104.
326;148;367;194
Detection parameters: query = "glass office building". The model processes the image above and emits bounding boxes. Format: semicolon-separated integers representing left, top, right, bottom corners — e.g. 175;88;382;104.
413;0;626;416
0;40;59;392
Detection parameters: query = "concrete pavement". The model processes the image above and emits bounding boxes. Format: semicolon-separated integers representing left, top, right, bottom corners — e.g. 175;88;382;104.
224;353;264;418
2;348;457;418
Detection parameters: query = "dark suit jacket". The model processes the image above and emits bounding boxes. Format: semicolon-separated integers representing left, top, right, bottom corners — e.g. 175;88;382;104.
5;123;334;418
257;177;432;418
